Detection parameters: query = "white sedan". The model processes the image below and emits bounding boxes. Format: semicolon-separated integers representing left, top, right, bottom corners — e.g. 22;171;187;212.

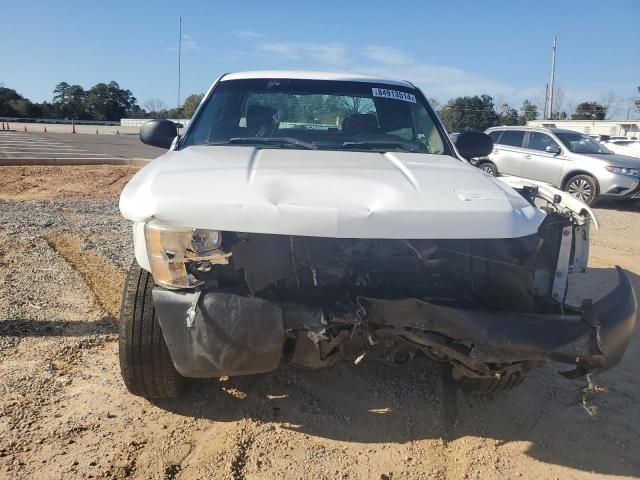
604;139;640;158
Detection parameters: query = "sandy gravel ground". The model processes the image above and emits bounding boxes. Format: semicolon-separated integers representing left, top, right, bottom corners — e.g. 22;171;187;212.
0;166;639;480
0;166;140;200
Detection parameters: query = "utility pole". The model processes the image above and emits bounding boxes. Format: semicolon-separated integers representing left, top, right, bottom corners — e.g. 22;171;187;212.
543;83;549;121
546;35;557;120
177;17;182;115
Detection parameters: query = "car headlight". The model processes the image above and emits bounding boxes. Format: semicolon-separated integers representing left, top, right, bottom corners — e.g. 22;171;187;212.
606;165;640;177
144;221;229;289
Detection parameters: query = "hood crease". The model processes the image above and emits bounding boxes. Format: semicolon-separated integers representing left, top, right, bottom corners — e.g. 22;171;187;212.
382;152;420;191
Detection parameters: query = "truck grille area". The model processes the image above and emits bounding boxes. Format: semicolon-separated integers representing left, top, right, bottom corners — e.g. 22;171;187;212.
222;225;567;313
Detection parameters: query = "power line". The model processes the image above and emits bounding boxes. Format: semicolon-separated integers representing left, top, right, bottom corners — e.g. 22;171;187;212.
439;107;610;114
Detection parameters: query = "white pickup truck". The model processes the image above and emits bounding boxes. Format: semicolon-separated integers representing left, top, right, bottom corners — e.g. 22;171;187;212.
118;71;636;398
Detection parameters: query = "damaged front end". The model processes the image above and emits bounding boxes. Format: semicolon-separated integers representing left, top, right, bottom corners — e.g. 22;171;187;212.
150;186;637;384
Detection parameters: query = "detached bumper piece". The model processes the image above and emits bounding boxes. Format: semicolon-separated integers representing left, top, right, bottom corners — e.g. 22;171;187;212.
153;289;284;378
363;267;636;374
153;268;636;379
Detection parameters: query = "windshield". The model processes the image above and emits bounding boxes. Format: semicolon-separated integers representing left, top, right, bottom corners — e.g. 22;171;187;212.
182;78;448;155
555;132;614;154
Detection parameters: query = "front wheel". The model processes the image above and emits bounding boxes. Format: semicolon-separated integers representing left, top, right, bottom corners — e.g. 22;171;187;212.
565;174;599;206
119;262;184;398
478;161;498;177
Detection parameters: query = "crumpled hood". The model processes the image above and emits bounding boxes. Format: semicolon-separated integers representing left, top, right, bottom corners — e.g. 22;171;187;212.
120;146;545;239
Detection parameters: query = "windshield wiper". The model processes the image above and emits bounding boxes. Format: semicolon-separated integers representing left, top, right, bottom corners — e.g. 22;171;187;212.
341;141;421;153
225;137;316;150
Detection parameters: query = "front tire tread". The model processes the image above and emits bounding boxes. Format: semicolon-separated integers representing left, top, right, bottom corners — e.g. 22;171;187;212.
119;263;183;399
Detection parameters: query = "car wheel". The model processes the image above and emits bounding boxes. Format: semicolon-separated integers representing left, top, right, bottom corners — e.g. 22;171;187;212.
479;162;498;177
119;262;184;398
452;370;525;395
565;174;599;206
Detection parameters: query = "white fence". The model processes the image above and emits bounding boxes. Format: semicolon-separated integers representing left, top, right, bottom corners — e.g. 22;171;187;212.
120;118;192;128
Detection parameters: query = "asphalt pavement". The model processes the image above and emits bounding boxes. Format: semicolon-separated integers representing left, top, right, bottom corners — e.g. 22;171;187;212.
0;131;165;165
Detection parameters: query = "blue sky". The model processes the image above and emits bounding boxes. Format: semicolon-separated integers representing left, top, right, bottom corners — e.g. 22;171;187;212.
2;0;639;117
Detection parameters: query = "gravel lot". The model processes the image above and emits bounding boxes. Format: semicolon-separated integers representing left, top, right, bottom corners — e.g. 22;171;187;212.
0;166;639;480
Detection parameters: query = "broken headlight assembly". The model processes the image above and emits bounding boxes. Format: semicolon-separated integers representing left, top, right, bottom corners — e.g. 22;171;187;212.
144;221;230;289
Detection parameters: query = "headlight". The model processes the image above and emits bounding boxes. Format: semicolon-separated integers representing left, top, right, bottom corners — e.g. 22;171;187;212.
606;165;640;177
144;221;229;289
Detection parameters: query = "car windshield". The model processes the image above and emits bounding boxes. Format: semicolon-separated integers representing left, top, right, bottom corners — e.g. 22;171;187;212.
555;132;614;154
182;78;448;155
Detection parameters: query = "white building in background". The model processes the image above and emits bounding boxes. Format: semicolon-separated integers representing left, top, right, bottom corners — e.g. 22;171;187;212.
527;120;640;138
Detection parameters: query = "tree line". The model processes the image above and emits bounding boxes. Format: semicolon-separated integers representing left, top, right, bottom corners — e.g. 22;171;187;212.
437;85;640;131
435;96;538;132
434;94;635;132
0;82;205;121
1;81;638;129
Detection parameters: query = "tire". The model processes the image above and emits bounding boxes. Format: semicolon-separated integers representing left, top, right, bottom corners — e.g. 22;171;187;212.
564;174;599;206
119;262;184;398
479;162;498;177
452;370;525;395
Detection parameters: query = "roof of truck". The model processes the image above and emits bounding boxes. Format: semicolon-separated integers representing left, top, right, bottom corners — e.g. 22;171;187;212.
221;70;414;87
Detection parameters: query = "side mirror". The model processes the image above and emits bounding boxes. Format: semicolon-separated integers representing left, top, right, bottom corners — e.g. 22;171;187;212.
545;145;561;155
140;119;178;149
454;131;493;160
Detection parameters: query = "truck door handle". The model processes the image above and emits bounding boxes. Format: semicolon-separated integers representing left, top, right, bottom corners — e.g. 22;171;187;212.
523;154;532;159
493;149;499;154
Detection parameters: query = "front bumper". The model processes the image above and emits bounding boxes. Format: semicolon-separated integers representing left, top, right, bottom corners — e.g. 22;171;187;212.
601;174;640;199
152;268;636;378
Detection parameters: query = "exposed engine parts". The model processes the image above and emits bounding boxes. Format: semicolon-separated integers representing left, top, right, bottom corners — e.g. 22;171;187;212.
151;194;634;388
153;267;634;384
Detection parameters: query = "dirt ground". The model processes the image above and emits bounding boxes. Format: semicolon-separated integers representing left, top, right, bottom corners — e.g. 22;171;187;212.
0;166;141;200
1;166;639;480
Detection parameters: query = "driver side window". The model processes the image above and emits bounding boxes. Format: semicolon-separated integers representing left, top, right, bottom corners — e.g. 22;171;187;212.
412;106;444;154
527;132;560;152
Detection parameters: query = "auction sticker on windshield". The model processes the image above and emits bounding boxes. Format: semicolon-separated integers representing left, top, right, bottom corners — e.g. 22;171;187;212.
372;88;416;103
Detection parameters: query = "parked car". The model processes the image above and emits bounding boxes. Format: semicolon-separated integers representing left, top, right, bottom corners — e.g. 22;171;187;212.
118;71;636;399
604;139;640;159
478;126;640;205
